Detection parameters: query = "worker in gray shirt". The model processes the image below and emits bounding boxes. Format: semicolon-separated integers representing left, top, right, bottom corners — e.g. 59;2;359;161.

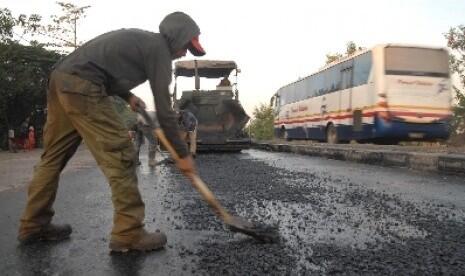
18;11;205;253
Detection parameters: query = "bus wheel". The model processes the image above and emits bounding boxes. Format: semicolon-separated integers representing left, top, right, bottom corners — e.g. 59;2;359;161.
326;124;338;144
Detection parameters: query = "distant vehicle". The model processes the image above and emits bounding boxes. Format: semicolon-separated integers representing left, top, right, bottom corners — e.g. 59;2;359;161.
271;44;452;144
173;60;251;152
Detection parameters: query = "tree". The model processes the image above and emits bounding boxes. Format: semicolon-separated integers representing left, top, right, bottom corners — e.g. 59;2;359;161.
445;25;465;138
0;8;16;42
1;8;46;46
325;41;363;65
346;41;363;56
249;103;275;140
21;2;91;52
0;42;61;148
0;7;62;148
325;52;344;65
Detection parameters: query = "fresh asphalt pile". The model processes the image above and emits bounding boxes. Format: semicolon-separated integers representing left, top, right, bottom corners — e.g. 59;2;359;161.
155;151;465;275
1;148;464;274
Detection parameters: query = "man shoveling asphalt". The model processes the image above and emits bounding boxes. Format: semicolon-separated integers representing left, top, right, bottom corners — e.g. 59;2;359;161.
18;11;205;253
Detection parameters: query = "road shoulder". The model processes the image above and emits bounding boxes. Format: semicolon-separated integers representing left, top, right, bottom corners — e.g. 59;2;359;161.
253;141;465;175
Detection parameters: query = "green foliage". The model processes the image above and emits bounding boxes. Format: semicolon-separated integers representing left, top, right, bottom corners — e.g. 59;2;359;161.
445;25;465;135
249;103;275;140
20;2;91;53
450;87;465;134
0;7;62;148
0;8;16;41
0;3;92;148
1;8;44;45
47;2;91;50
0;41;61;148
325;41;363;65
346;41;363;56
325;52;343;65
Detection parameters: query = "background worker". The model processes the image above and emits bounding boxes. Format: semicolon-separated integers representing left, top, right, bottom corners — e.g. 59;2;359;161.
18;11;205;253
27;126;36;150
18;117;30;150
217;76;232;90
178;109;198;157
133;113;158;167
8;128;17;153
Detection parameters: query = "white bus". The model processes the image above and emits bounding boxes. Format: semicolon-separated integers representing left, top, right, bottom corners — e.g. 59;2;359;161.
271;44;452;144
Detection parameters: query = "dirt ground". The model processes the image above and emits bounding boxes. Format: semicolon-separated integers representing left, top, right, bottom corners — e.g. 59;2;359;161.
0;146;95;192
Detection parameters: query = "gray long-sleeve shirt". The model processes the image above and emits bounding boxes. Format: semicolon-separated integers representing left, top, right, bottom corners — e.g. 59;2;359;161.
54;12;201;158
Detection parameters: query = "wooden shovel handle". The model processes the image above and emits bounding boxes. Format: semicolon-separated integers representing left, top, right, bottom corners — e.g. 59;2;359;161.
152;128;232;222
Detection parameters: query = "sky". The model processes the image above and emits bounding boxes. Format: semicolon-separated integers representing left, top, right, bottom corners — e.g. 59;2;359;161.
4;0;465;116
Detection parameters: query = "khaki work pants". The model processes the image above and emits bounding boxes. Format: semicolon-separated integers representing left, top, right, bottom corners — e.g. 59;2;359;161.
19;71;145;243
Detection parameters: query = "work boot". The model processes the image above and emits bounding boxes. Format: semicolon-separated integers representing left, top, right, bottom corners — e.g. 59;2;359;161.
109;230;167;253
18;223;72;244
148;159;156;167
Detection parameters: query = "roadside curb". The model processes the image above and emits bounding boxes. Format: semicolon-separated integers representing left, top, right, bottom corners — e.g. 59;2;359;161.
252;142;465;175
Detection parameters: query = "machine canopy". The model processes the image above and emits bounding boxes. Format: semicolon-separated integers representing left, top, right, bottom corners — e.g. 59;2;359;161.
174;60;237;78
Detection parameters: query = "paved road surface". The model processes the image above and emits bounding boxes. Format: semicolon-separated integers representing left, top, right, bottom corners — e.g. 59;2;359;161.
1;147;464;275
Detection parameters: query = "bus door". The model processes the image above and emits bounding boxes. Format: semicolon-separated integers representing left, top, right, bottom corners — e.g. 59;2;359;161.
320;96;327;119
319;95;328;140
340;61;354;112
340;61;354;137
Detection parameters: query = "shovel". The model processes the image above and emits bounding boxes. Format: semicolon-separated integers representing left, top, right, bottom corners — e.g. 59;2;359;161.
136;107;278;243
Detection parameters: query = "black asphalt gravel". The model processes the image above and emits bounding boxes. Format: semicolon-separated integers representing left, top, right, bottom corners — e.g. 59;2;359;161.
1;147;464;275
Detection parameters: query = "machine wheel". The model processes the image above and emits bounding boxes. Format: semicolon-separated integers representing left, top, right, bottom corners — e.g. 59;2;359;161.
326;124;338;144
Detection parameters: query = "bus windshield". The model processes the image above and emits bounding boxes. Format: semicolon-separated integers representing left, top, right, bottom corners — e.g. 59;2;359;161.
385;47;449;77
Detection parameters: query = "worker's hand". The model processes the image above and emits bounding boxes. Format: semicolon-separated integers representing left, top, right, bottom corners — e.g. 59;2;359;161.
176;155;196;176
129;95;146;111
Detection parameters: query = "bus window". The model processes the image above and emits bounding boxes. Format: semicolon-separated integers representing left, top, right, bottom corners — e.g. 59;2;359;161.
295;80;306;102
353;51;372;86
303;77;313;99
340;60;353;89
385;47;449;77
313;73;324;96
289;85;296;103
280;87;290;105
325;64;342;93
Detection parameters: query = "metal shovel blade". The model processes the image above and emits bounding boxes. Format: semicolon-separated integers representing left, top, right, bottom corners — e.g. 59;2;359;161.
225;215;279;243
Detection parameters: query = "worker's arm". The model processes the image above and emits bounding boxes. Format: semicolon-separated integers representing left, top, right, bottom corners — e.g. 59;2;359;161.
128;94;146;111
117;90;147;111
118;90;135;102
144;46;189;159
